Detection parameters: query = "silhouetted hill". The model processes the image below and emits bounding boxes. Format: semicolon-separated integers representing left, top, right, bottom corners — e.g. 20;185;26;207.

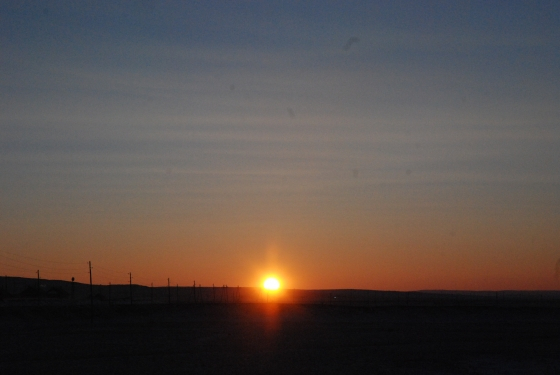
2;276;559;307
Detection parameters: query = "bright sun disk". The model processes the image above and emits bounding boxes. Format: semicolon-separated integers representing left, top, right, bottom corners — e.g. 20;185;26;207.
263;277;280;290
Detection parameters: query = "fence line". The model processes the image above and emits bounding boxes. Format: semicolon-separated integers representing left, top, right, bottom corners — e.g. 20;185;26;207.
2;275;560;308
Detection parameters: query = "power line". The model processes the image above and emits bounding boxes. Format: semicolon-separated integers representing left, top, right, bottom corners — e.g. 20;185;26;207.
94;265;129;275
0;250;84;265
92;269;129;283
0;261;38;273
0;253;84;272
0;262;86;281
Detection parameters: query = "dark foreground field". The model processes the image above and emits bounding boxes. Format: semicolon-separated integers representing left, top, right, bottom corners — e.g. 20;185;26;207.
1;303;559;374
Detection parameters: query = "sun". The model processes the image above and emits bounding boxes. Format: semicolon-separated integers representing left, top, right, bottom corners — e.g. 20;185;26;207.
263;277;280;290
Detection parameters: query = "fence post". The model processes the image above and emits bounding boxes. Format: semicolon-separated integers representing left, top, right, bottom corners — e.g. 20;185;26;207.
129;273;133;305
193;281;196;303
37;270;40;305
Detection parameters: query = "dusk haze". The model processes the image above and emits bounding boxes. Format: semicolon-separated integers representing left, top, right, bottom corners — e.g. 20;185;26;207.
1;1;559;291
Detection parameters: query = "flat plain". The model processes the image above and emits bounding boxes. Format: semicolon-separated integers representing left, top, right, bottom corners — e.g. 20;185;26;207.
1;303;559;374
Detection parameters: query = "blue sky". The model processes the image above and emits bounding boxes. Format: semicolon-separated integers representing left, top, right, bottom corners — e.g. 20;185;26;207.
1;1;559;289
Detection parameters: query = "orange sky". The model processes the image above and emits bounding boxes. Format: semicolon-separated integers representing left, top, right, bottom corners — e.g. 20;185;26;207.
1;2;559;291
2;185;559;290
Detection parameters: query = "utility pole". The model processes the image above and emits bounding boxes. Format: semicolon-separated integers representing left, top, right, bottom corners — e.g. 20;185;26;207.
71;277;75;300
89;261;93;323
193;280;196;303
168;278;171;305
129;272;133;305
151;283;153;304
213;284;215;303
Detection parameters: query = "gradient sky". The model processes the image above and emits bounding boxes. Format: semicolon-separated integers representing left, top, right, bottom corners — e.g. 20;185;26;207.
1;1;559;290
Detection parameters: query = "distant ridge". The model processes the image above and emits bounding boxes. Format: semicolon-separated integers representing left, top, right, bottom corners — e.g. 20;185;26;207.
2;276;559;307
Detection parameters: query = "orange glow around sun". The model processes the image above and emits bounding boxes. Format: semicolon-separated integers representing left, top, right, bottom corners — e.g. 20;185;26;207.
263;277;280;290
